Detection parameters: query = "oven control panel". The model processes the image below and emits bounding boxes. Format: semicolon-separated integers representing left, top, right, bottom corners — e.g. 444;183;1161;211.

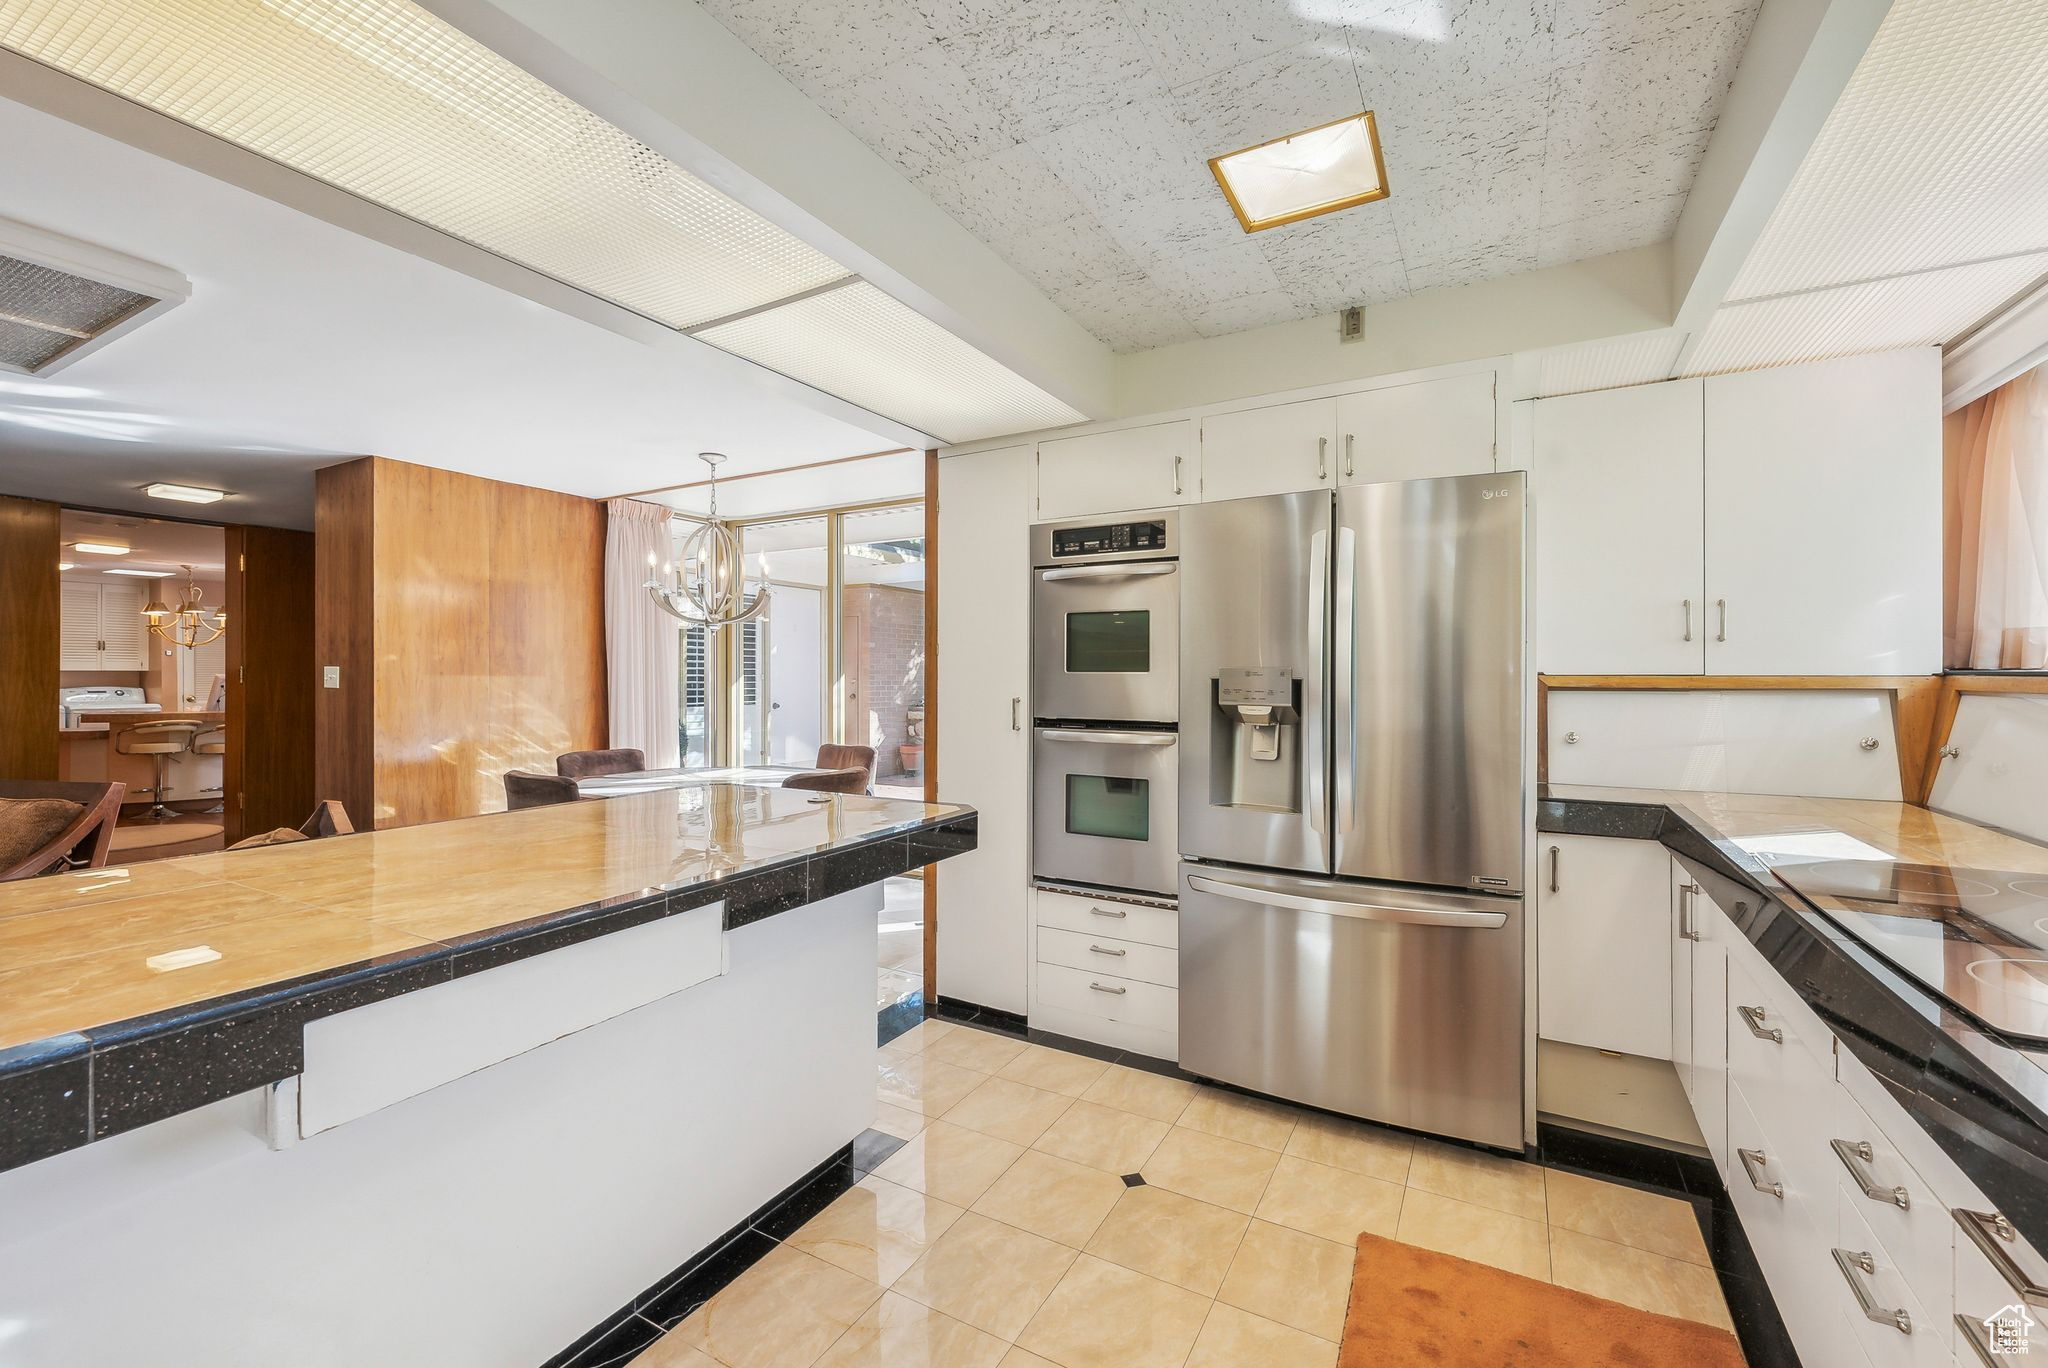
1047;518;1169;559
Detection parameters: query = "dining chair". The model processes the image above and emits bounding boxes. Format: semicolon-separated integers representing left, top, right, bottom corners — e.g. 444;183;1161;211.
504;770;581;810
782;743;876;795
0;781;126;880
555;748;645;780
226;799;357;850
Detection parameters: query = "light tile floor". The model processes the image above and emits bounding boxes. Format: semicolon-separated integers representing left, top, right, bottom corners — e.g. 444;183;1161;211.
877;877;925;1013
635;1024;1735;1367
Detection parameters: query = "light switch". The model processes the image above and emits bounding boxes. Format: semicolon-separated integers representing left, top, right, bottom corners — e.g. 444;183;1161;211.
322;665;341;688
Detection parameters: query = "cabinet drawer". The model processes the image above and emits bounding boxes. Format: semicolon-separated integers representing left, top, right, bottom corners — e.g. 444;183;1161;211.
1835;1185;1944;1368
1953;1206;2048;1365
1726;953;1835;1167
1033;961;1177;1033
1830;1086;1952;1322
1037;925;1177;988
1034;887;1178;949
1727;1078;1839;1366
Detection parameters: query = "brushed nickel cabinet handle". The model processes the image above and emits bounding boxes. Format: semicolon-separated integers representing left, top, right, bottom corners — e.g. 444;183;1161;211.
1087;944;1127;957
1547;845;1560;894
1172;452;1183;496
1679;882;1699;941
1957;1312;2014;1366
1011;697;1021;731
1832;1139;1911;1209
1089;905;1127;919
1343;432;1355;479
1737;1147;1782;1198
1317;436;1329;481
1737;1004;1783;1043
1957;1209;2048;1306
1834;1249;1912;1334
1716;598;1727;643
1088;981;1127;995
1683;599;1693;642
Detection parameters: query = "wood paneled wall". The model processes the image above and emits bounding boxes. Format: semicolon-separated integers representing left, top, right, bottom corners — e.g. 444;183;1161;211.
225;525;316;840
0;496;60;781
314;457;606;829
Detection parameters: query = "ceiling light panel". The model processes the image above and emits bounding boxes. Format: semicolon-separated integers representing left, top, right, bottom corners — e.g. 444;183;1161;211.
1210;113;1389;234
694;282;1087;444
0;0;849;330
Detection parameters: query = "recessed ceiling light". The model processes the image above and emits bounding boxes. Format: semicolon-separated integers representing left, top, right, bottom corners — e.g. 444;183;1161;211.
102;567;165;577
72;541;131;555
143;482;228;504
1209;112;1390;233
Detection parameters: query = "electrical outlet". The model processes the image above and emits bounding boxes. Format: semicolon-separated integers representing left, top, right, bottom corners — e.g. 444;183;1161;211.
1338;306;1364;343
322;665;341;688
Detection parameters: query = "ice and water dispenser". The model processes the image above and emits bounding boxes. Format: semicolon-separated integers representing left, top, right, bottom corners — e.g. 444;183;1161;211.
1209;666;1300;813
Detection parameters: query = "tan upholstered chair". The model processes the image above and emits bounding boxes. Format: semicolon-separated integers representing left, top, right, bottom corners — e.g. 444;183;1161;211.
115;719;203;820
555;748;645;780
504;770;580;810
782;744;876;795
0;781;126;880
227;799;355;850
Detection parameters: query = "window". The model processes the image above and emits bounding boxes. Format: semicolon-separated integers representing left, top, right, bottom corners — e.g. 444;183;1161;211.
1945;364;2048;669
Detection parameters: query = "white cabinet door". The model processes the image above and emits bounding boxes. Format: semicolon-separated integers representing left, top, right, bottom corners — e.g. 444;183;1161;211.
1336;372;1496;485
1035;420;1194;520
1199;397;1336;502
98;580;150;670
1688;882;1729;1178
59;580;103;670
1670;858;1694;1097
1704;349;1942;675
936;445;1032;1015
1537;835;1673;1057
1532;378;1705;674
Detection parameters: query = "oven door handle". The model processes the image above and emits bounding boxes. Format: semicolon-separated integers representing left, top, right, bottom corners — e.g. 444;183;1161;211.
1038;729;1178;746
1186;876;1507;928
1038;563;1177;581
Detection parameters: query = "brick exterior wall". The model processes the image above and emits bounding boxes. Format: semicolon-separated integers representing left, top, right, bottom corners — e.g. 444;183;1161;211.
848;585;924;778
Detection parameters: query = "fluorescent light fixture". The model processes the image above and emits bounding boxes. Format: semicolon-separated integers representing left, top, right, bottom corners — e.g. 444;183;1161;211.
71;541;130;555
1209;112;1390;233
102;567;166;577
143;482;228;504
56;561;73;571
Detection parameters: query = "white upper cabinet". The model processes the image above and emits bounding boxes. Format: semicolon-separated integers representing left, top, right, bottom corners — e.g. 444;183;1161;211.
1533;378;1706;675
1034;420;1195;521
1198;397;1336;502
59;581;103;671
1703;349;1942;675
1337;371;1496;485
60;578;150;671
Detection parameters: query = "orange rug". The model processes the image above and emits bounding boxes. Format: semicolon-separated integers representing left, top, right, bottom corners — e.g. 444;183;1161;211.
1339;1233;1747;1368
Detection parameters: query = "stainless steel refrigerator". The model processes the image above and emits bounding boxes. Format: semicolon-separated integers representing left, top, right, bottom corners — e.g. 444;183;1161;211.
1177;472;1527;1149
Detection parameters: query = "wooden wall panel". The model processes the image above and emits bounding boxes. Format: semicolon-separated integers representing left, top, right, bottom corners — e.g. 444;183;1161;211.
225;524;316;840
0;496;59;781
314;460;375;826
317;457;607;829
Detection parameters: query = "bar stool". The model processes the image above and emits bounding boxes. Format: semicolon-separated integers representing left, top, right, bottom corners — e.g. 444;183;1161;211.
191;725;226;814
115;720;203;821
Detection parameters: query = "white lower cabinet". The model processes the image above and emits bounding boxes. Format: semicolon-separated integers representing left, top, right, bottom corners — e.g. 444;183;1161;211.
1537;835;1673;1056
1676;865;1730;1178
1029;887;1178;1060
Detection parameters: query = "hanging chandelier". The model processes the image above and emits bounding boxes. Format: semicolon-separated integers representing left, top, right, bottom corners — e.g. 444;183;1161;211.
646;452;770;633
142;565;226;648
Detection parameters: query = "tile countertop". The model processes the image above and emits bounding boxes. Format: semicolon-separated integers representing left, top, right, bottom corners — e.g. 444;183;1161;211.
0;785;975;1173
1539;784;2048;1253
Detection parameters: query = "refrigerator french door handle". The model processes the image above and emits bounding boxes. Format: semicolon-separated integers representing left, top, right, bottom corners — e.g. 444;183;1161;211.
1038;729;1178;746
1305;528;1328;840
1187;875;1508;928
1332;525;1357;836
1038;563;1176;581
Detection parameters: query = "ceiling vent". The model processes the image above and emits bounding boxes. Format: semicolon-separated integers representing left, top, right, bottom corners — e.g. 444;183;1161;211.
0;216;189;376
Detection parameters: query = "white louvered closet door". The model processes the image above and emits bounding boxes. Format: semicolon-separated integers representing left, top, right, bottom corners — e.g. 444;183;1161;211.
97;581;151;670
59;581;103;670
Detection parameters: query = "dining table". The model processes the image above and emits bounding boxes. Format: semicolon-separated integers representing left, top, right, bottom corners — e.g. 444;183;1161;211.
572;764;854;797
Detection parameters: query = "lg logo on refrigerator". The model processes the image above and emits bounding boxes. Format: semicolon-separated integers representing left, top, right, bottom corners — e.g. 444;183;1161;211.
1479;487;1514;499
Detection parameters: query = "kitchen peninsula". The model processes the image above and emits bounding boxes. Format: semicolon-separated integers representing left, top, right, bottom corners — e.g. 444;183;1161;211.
0;784;974;1368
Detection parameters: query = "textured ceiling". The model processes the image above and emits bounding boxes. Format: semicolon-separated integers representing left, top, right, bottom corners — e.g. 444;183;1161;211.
700;0;1763;352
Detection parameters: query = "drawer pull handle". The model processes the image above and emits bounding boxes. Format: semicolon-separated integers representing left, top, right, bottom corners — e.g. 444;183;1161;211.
1088;981;1127;995
1833;1249;1912;1335
1737;1004;1783;1043
1089;906;1128;919
1736;1147;1782;1198
1087;944;1128;957
1832;1139;1910;1209
1957;1209;2048;1307
1957;1311;2025;1365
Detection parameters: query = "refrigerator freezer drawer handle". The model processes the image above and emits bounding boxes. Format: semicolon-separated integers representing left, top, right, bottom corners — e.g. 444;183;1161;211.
1039;564;1177;581
1039;730;1178;746
1186;876;1508;928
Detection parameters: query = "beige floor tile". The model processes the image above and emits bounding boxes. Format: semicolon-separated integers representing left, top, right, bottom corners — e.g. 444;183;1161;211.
673;1244;882;1368
879;968;923;1009
1548;1227;1734;1330
879;1052;988;1117
629;1330;719;1366
1216;1219;1356;1341
1141;1127;1281;1214
996;1351;1061;1368
942;1076;1075;1146
1405;1137;1548;1220
892;1212;1080;1341
1079;1064;1197;1124
1284;1112;1413;1183
1184;1304;1337;1368
1394;1187;1551;1281
1544;1169;1710;1265
1178;1087;1300;1151
873;1100;928;1141
1254;1155;1404;1245
997;1042;1112;1097
1015;1254;1212;1368
1032;1099;1170;1175
925;1026;1031;1073
812;1290;1009;1368
870;1121;1026;1207
786;1175;965;1288
1083;1184;1249;1296
878;928;924;972
890;1019;959;1055
972;1149;1127;1248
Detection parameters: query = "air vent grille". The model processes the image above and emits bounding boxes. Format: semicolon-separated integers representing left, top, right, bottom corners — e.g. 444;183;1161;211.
0;253;157;371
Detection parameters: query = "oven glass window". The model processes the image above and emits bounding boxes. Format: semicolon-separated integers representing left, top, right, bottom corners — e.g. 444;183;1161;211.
1066;611;1150;673
1066;775;1150;842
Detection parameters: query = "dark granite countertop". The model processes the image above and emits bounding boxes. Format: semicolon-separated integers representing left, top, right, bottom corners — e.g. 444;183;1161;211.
1540;784;2048;1253
0;785;975;1175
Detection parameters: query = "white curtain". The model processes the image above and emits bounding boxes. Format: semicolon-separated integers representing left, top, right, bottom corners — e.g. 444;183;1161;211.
1945;365;2048;669
605;498;681;768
